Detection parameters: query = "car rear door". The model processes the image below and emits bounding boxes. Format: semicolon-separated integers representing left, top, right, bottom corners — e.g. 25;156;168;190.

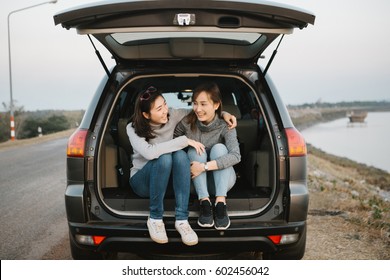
54;0;315;64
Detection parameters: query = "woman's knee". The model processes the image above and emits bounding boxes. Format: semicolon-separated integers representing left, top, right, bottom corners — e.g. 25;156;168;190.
173;150;190;167
210;143;228;159
155;153;173;171
187;147;207;162
173;150;188;161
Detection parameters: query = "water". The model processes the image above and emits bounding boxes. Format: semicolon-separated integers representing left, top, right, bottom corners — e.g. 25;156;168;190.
301;111;390;173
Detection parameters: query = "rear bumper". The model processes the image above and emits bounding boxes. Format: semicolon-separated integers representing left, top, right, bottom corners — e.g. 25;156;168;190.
68;220;306;255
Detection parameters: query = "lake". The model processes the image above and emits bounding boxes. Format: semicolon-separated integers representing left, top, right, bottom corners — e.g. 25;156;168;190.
301;111;390;173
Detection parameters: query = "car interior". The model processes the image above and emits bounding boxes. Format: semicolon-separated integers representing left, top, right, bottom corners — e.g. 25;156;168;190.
97;75;277;215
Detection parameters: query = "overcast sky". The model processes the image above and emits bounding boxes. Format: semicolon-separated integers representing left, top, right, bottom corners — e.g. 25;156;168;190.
0;0;389;111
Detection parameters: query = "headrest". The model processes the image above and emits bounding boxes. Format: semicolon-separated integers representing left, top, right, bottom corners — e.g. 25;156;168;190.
223;104;241;120
222;92;236;105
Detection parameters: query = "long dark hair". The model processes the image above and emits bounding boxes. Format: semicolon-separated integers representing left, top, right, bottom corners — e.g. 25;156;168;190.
186;82;223;131
131;86;164;141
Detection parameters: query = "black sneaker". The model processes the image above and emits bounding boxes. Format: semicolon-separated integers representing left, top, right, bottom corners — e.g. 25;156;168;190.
198;200;214;227
214;202;230;230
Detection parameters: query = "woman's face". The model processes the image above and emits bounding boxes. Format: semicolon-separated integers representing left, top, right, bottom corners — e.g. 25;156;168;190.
142;95;169;125
193;91;220;124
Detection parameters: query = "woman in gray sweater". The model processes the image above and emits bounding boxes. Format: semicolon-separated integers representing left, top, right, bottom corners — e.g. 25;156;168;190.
174;82;241;230
127;86;236;245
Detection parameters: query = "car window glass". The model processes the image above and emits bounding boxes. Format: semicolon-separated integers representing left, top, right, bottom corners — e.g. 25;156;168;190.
111;32;263;46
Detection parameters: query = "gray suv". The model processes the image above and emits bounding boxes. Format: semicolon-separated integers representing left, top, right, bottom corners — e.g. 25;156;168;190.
54;0;315;259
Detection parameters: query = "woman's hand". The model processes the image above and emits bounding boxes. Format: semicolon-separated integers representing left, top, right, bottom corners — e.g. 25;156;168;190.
222;112;237;129
190;161;205;178
188;139;205;155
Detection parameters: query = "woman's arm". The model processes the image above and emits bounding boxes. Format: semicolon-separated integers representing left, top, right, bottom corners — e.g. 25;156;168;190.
127;124;188;160
214;127;241;169
128;123;205;160
171;108;237;129
190;126;241;178
221;111;237;129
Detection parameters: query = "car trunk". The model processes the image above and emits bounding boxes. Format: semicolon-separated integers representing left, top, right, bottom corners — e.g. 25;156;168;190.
96;72;279;218
55;0;314;219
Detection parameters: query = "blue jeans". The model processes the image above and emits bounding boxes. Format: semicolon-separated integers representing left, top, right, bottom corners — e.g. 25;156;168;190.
188;144;236;200
129;150;190;220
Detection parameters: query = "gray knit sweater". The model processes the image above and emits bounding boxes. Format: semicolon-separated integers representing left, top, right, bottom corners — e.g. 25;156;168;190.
127;108;190;177
174;116;241;169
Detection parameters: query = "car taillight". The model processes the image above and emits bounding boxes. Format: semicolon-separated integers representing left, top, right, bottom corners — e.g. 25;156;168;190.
268;234;299;245
285;128;307;157
75;234;106;246
92;236;106;245
67;129;88;157
268;235;282;244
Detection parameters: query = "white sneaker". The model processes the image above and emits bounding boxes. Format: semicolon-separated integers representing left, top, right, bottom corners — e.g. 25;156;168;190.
175;221;198;246
147;218;168;244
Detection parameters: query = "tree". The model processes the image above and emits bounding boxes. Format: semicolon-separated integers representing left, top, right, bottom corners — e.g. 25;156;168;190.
18;113;70;139
0;111;9;143
42;114;70;134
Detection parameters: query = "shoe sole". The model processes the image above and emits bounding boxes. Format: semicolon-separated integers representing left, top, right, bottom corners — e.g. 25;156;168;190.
214;220;231;230
182;239;198;246
197;220;214;228
147;221;168;244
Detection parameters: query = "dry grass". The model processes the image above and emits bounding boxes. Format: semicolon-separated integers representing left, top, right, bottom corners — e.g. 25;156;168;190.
305;148;390;259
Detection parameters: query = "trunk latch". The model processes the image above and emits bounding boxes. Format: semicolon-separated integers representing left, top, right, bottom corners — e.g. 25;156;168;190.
174;14;195;26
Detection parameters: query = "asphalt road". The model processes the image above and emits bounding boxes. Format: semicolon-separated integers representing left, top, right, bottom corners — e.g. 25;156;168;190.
0;136;257;260
0;137;70;260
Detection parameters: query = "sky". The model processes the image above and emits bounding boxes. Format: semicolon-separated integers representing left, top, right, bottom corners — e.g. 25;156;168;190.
0;0;389;111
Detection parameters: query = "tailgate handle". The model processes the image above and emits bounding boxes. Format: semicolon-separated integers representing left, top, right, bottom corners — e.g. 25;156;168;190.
218;16;240;28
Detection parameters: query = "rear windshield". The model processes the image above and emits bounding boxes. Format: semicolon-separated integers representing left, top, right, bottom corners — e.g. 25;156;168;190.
111;32;263;46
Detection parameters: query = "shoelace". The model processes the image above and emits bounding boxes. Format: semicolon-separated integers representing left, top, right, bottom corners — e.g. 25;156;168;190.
201;202;212;216
152;221;165;233
177;223;192;235
215;204;226;218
